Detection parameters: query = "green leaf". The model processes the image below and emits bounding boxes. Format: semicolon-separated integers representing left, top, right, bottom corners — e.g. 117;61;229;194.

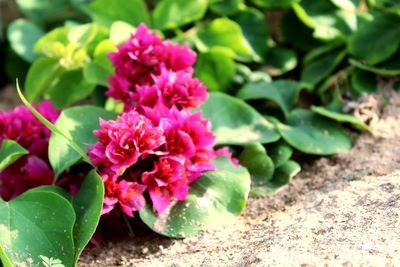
194;49;236;92
301;48;347;86
292;0;357;40
0;140;29;171
350;68;377;95
330;0;359;11
250;0;299;8
46;70;96;108
199;92;280;145
311;106;370;131
276;109;352;155
7;19;44;62
237;80;312;117
84;40;117;86
196;18;255;62
49;106;116;177
238;143;275;196
15;0;69;24
71;170;104;264
233;7;268;59
268;141;293;168
263;46;297;76
87;0;150;28
139;156;251;238
348;14;400;65
209;0;243;16
303;41;345;65
251;160;300;196
110;21;136;44
281;10;323;52
153;0;207;30
34;27;70;57
24;58;64;102
0;190;75;267
349;57;400;76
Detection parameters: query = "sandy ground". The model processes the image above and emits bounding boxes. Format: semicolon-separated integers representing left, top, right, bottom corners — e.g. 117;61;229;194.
78;82;400;266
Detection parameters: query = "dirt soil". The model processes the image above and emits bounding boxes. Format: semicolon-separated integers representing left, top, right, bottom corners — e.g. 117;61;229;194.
77;80;400;266
1;81;399;266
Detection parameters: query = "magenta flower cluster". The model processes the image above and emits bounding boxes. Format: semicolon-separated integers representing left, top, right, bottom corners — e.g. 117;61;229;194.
89;24;217;216
0;101;60;200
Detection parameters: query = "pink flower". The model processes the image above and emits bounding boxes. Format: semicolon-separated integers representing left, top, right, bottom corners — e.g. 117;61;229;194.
141;157;188;214
107;24;197;106
135;67;208;110
0;101;60;201
89;110;165;176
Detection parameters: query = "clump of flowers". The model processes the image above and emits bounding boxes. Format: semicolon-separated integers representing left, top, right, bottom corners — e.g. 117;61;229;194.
0;101;60;201
89;24;219;216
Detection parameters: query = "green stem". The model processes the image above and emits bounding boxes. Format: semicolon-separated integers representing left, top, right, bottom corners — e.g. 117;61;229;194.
122;211;135;238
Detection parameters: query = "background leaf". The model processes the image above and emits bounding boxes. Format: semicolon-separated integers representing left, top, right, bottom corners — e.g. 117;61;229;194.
209;0;243;16
237;80;312;117
0;140;29;171
348;14;400;65
276;109;352;155
139;157;251;238
195;48;236;92
199;92;280;145
238;143;275;196
251;160;300;197
196;18;255;62
7;19;44;62
153;0;208;30
263;46;298;76
87;0;150;28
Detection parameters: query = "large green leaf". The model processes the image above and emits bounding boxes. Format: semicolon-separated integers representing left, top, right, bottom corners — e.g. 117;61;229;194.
199;92;280;145
276;109;352;155
87;0;150;28
237;80;312;117
0;140;28;172
196;18;255;62
153;0;208;30
7;19;44;62
251;160;300;197
238;143;275;195
195;49;236;92
234;7;269;60
0;190;75;267
49;106;116;178
46;70;96;108
301;48;347;86
263;46;298;76
71;170;104;264
311;106;370;131
139;157;251;238
348;14;400;65
24;58;64;102
209;0;243;16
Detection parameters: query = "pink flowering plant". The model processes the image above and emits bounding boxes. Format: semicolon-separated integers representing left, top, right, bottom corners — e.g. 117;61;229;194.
0;25;251;267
